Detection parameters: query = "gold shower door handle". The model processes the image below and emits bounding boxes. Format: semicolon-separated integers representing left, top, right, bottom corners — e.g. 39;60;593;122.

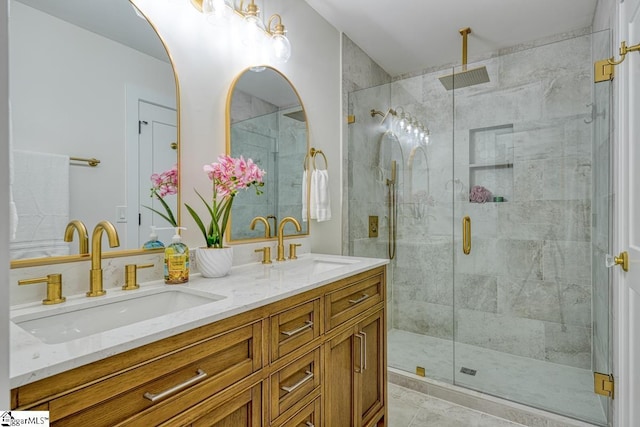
462;216;471;255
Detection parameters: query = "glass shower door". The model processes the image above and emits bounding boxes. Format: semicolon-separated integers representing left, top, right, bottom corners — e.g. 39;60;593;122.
452;31;610;426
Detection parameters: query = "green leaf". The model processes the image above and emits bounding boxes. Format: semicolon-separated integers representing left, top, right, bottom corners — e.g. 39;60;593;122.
184;203;208;246
142;205;177;227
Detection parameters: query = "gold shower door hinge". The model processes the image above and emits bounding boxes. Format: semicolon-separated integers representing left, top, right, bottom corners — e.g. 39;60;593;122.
594;59;614;82
594;372;614;398
347;115;356;124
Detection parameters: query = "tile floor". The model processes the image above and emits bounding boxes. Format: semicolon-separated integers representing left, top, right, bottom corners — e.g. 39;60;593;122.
389;383;526;427
388;329;606;426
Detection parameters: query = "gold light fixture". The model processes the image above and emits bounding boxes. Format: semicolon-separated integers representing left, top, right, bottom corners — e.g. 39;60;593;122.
190;0;292;66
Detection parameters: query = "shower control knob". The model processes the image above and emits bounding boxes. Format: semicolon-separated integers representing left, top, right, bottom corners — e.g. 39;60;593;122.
605;252;628;272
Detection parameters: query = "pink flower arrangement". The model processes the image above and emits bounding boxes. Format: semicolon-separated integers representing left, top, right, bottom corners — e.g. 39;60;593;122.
186;155;265;248
145;164;178;227
469;185;492;203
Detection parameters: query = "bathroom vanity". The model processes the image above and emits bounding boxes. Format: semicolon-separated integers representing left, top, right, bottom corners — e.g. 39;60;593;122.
10;254;388;427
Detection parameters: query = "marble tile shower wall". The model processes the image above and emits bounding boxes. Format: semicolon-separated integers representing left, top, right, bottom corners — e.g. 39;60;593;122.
350;33;595;370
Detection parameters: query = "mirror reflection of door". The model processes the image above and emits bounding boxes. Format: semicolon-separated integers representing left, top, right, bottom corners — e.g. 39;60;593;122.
136;101;177;247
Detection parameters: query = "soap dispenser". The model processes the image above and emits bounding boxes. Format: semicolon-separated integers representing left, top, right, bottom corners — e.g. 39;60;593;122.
142;226;165;249
164;227;189;284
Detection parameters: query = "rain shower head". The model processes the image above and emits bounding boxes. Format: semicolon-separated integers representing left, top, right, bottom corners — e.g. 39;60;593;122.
438;27;490;90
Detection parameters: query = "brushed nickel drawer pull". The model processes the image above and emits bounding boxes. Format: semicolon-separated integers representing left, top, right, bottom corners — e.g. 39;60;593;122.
348;293;369;304
305;422;315;427
143;369;207;402
281;370;314;393
281;320;314;337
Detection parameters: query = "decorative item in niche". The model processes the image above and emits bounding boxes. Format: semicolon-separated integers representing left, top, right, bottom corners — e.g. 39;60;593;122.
191;0;292;65
186;155;265;249
469;185;492;203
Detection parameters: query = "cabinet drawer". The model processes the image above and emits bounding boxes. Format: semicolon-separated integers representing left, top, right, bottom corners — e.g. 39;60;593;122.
325;273;383;331
51;322;262;426
269;347;321;421
276;396;321;427
270;299;320;362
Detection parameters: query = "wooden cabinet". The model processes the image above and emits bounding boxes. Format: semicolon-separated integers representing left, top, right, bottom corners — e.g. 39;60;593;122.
11;265;387;427
325;309;385;427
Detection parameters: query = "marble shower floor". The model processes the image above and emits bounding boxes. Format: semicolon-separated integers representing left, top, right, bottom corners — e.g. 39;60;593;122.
388;329;606;426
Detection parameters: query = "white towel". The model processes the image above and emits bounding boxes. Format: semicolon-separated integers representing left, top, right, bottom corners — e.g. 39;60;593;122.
301;169;308;222
311;169;331;222
10;150;70;259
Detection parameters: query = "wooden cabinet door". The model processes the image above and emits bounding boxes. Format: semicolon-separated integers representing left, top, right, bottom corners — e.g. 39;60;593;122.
325;308;385;427
325;327;357;427
357;310;385;426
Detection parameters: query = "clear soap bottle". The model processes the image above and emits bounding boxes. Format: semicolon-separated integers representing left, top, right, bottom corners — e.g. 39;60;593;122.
164;227;189;284
142;226;165;249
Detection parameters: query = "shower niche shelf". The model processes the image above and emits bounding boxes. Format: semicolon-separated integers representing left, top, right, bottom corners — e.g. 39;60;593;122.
468;124;514;202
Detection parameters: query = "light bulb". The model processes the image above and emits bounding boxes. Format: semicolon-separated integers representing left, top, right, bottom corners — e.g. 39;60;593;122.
271;33;291;63
203;0;231;24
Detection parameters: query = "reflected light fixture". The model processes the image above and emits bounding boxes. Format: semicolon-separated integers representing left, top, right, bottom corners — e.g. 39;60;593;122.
370;107;430;146
202;0;232;24
190;0;292;66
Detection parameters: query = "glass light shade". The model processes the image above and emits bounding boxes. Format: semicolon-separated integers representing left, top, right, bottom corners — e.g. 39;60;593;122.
203;0;231;24
243;14;266;46
271;34;291;63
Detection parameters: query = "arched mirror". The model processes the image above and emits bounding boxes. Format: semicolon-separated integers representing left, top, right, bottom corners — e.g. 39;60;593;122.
9;0;179;265
226;67;309;242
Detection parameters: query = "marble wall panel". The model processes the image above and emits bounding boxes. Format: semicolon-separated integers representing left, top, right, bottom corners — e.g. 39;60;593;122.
454;273;498;313
542;240;591;283
544;322;591;368
393;301;454;339
497;277;591;327
456;308;546;359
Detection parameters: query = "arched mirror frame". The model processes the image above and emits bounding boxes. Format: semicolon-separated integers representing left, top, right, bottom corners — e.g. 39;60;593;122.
10;0;181;269
225;66;310;244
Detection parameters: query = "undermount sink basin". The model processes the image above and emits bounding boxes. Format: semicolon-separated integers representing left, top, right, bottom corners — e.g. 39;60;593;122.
271;256;359;275
12;287;226;344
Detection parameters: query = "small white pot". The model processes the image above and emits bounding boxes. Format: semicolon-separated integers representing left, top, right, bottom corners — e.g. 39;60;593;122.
196;246;233;278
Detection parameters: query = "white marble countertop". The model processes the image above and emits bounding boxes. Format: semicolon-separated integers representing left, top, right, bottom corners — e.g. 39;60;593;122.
10;253;388;388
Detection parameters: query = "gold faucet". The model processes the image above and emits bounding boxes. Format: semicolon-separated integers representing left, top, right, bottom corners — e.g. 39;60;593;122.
250;216;271;238
276;217;301;261
88;220;120;297
63;220;89;255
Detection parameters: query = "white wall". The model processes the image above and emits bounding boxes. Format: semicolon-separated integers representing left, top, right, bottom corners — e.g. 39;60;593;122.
133;0;342;254
0;0;9;408
10;2;175;247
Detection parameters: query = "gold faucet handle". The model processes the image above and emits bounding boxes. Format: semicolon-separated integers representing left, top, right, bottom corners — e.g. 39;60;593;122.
288;243;302;260
123;263;154;290
255;247;272;264
18;273;66;305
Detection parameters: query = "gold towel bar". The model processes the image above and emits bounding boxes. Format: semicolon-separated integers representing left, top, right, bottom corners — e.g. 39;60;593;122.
70;157;101;167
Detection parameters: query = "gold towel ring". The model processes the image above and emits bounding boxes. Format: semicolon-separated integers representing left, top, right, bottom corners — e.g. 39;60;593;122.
311;148;328;170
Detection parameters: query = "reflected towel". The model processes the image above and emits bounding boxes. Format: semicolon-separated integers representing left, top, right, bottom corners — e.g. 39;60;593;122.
311;169;331;222
301;169;308;222
10;150;70;259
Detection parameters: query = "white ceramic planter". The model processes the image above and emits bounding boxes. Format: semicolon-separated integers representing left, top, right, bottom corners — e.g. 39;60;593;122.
196;247;233;278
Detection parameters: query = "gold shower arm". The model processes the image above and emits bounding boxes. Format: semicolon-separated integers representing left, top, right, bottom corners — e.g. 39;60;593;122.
460;27;471;71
